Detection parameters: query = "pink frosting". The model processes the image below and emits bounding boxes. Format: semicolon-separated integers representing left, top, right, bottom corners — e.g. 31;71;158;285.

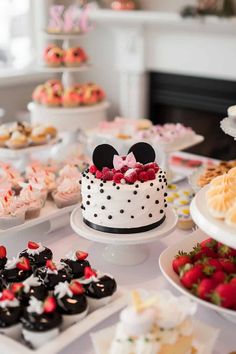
54;178;80;201
58;165;81;180
0;195;26;217
19;184;42;210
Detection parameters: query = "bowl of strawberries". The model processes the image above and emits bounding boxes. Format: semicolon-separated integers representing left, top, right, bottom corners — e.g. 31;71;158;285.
159;228;236;323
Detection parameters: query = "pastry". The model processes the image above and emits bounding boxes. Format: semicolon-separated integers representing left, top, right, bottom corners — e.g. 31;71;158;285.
19;241;53;268
64;47;88;67
54;280;88;330
57;164;81;184
177;206;195;230
36;260;72;291
30;125;48;145
81;142;167;234
52;178;81;208
19;183;43;219
110;290;197;354
2;257;32;283
32;84;47;104
41;87;62;107
225;202;236;228
44;79;63;93
83;83;105;105
44;125;57;139
0;289;22;340
5;131;28;149
43;45;64;67
21;296;62;349
0;193;26;229
62;87;80;107
61;250;90;279
0;126;10;147
80;267;117;311
198;160;236;187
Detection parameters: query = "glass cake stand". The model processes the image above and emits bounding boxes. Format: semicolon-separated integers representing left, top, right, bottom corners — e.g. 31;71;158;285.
70;207;177;266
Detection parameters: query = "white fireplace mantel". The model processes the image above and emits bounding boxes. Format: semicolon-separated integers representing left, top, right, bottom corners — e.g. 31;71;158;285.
88;10;236;119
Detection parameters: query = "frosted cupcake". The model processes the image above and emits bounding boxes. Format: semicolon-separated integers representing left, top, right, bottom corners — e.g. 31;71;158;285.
0;194;26;229
19;241;53;268
54;280;88;330
57;165;81;184
0;289;22;340
2;256;32;284
36;260;72;291
21;296;62;349
52;178;81;208
11;275;48;306
28;175;48;205
19;183;43;219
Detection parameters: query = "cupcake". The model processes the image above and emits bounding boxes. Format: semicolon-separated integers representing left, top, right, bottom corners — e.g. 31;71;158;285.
34;170;56;195
52;178;81;208
43;45;64;67
5;131;28;149
80;267;117;311
45;79;63;93
32;84;47;104
36;260;72;291
19;241;53;268
2;256;32;284
28;175;48;205
19;183;43;219
0;126;10;147
4;168;24;195
11;275;48;306
0;246;7;270
41;87;62;107
21;296;62;349
62;87;80;107
54;280;88;330
61;250;90;279
177;206;195;230
0;289;22;340
57;165;81;184
30;126;48;145
64;47;88;67
0;193;26;229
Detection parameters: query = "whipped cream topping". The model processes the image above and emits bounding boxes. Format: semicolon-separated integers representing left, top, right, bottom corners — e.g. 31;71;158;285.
59;165;81;180
0;194;26;217
57;178;80;194
54;281;73;299
5;257;19;270
0;296;19;308
80;270;112;285
27;297;44;315
64;250;77;261
46;261;66;275
23;275;41;293
19;183;42;209
27;242;45;256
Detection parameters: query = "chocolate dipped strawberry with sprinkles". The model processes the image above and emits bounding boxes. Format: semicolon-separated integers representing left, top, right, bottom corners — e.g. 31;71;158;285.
19;241;53;268
61;250;90;279
2;256;32;283
36;260;72;291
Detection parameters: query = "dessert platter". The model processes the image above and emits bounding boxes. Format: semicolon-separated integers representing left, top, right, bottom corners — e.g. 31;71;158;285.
91;289;219;354
71;142;178;265
0;241;126;354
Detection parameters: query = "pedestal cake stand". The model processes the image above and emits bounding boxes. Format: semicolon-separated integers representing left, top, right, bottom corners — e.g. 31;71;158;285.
70;207;177;266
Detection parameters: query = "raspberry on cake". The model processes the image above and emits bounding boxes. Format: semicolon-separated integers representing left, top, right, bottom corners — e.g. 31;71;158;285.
81;142;168;234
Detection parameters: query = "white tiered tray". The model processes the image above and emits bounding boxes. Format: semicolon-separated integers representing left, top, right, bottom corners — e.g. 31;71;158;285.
37;64;91;73
220;117;236;139
190;185;236;249
44;32;87;40
70;207;177;266
159;228;236;323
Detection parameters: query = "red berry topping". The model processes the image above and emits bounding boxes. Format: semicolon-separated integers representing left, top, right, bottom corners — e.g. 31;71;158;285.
16;257;31;271
69;280;85;295
11;283;24;294
138;171;148;182
102;167;110;173
76;250;88;261
28;241;39;250
135;163;144;170
146;168;156;180
172;252;192;275
200;238;217;251
102;170;113;181
0;246;7;259
43;296;57;313
196;278;217;301
113;172;124;184
95;170;103;179
124;169;138;184
89;165;97;174
0;289;15;301
46;259;57;271
121;166;128;173
84;266;97;279
212;271;227;284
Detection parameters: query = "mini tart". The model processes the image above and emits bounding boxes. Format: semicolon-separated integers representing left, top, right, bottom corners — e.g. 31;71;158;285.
54;281;88;330
64;47;88;67
80;267;117;310
0;289;22;340
36;260;72;291
0;245;7;270
5;131;28;149
61;250;90;279
0;126;10;146
30;126;48;145
21;296;62;349
32;84;47;104
2;257;32;283
44;46;64;67
11;275;48;306
19;241;53;268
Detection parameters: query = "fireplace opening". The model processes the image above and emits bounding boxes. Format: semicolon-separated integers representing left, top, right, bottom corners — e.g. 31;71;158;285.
149;72;236;160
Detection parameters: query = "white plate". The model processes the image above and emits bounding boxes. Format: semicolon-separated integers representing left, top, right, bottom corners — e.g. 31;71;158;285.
220;117;236;139
163;134;204;153
159;228;236;322
37;64;91;73
190;186;236;249
91;320;219;354
0;288;127;354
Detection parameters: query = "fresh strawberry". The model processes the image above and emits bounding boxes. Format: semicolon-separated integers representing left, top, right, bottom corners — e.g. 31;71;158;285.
211;284;235;308
230;277;236;287
217;243;236;258
200;238;217;251
135;163;144;170
146;168;156;180
89;165;97;174
69;280;85;295
95;170;103;179
219;258;236;274
0;246;7;259
102;170;113;181
0;289;15;301
203;259;223;273
124;169;138;184
138;171;148;182
17;257;31;271
46;259;57;271
191;245;217;262
11;283;24;294
76;250;88;261
84;266;97;279
197;278;217;301
172;252;192;275
113;172;124;184
43;296;57;313
180;264;204;289
212;271;227;284
28;241;39;250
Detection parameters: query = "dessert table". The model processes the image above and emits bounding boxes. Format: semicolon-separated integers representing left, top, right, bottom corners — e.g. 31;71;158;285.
3;152;235;354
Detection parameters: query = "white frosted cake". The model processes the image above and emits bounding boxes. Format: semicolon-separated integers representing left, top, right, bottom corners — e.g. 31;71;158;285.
81;142;168;234
110;290;197;354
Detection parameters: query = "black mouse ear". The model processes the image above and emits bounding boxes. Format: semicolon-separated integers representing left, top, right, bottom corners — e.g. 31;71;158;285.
92;144;119;171
128;142;156;164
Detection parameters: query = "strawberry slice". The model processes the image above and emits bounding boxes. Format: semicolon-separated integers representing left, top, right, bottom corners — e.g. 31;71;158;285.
17;257;31;271
0;246;7;259
76;250;88;261
0;289;15;301
69;281;85;295
84;266;97;279
46;259;57;271
28;241;39;250
43;296;57;313
11;283;24;294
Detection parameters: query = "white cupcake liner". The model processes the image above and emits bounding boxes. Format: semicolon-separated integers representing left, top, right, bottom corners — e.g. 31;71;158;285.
61;307;88;331
22;327;59;350
87;295;113;313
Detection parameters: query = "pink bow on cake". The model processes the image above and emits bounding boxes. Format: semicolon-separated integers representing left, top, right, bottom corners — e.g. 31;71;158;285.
113;152;136;170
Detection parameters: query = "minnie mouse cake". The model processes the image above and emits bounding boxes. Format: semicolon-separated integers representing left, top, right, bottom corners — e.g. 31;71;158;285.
81;142;168;234
61;250;90;279
19;241;53;268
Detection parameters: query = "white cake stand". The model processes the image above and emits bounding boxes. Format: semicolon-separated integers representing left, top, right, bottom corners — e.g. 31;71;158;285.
220;117;236;140
70;207;177;266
